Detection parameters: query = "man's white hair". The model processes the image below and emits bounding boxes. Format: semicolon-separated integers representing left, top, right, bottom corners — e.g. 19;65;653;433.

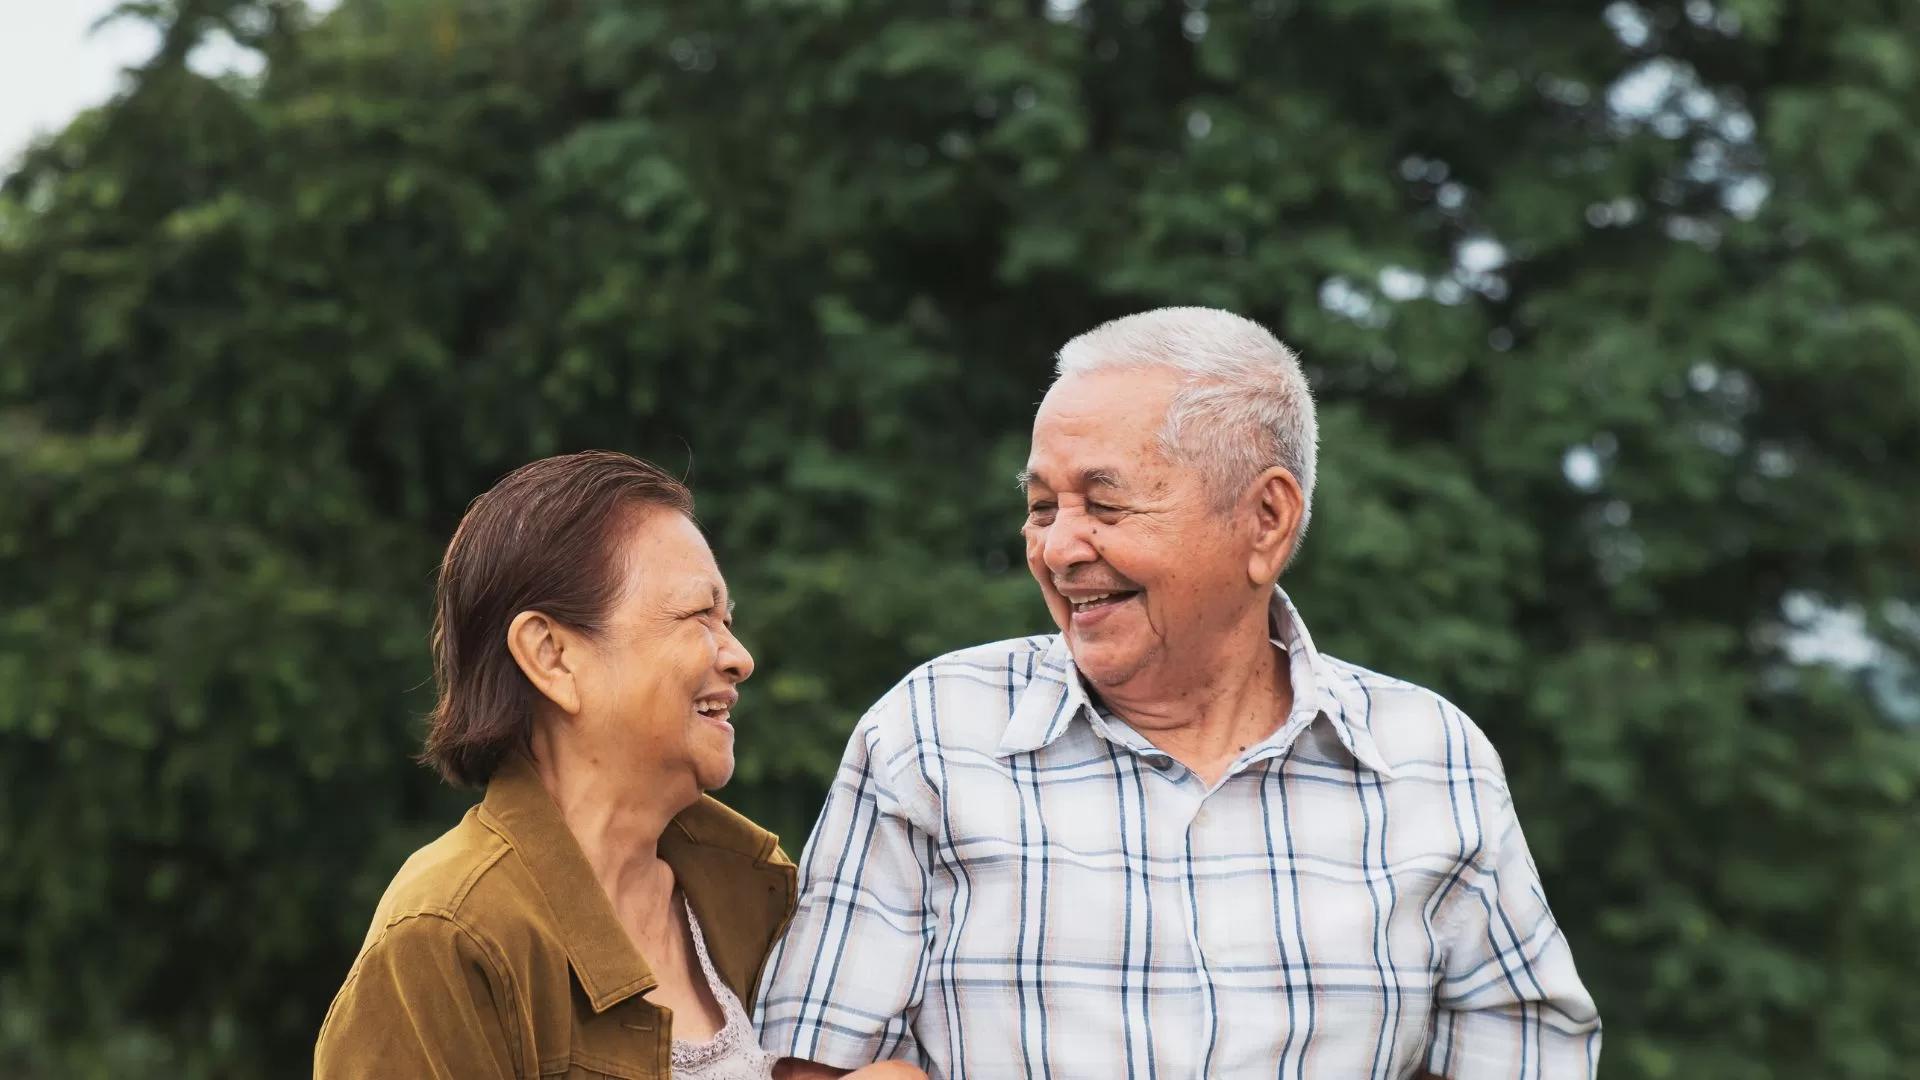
1055;306;1318;540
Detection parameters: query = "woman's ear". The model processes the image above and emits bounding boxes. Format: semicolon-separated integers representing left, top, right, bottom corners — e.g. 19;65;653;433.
506;610;584;716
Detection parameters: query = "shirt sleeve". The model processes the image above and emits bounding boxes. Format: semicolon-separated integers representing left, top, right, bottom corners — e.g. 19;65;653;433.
755;699;936;1069
1426;778;1603;1080
315;913;523;1080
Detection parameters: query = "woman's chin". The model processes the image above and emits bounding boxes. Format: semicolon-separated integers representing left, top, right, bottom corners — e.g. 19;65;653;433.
693;746;737;792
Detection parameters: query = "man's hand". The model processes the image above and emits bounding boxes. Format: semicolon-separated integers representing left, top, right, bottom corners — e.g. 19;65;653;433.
774;1059;928;1080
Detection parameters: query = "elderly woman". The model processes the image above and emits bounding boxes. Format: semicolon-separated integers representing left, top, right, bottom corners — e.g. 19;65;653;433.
316;452;923;1080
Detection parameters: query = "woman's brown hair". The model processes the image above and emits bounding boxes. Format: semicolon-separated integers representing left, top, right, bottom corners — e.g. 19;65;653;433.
422;451;694;786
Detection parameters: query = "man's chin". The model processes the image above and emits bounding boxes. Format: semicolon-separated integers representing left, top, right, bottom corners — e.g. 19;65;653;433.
1066;641;1149;690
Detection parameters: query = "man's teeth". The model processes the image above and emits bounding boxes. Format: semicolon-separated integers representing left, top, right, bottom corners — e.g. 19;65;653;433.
695;701;728;715
1071;592;1126;611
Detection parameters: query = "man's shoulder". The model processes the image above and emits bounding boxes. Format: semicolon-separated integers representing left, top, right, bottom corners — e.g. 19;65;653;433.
1319;652;1455;709
1317;654;1508;782
874;634;1063;707
858;634;1065;750
922;633;1064;683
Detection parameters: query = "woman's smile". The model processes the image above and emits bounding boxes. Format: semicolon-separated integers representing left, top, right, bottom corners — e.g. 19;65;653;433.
693;690;738;729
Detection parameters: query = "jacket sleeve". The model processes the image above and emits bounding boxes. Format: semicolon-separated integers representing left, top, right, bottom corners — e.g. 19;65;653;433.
314;912;523;1080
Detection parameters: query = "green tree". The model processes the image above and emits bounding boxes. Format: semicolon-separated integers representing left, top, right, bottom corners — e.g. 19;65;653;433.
0;0;1915;1075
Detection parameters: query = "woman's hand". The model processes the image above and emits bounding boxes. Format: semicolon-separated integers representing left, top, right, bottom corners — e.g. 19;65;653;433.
844;1064;928;1080
774;1059;928;1080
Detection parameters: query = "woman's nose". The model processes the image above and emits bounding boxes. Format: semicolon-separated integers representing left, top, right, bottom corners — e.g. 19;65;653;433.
718;626;755;683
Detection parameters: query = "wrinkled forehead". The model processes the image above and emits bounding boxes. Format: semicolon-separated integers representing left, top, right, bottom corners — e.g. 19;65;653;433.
609;507;730;607
1025;370;1181;489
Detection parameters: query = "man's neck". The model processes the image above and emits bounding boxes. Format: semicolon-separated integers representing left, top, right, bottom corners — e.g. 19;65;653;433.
1092;612;1296;787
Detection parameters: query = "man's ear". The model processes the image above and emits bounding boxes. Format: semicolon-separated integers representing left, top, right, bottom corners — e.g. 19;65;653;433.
506;610;584;716
1245;466;1306;586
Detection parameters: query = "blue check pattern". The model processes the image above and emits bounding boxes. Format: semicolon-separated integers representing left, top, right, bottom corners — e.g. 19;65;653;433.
756;589;1600;1079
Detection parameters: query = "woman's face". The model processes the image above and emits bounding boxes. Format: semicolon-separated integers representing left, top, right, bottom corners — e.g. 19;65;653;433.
574;509;754;798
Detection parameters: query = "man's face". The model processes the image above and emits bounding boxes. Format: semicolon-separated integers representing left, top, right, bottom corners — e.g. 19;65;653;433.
1021;367;1253;691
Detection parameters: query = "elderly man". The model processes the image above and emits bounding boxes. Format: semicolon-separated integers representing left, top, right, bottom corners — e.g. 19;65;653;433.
758;307;1601;1079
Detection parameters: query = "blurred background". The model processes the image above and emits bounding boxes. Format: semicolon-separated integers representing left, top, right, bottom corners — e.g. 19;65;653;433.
1;0;1917;1076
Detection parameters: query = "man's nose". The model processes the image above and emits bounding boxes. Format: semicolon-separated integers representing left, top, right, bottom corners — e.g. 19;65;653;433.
1041;505;1099;574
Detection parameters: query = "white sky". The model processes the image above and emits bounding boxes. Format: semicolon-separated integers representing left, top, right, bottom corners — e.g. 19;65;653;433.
0;0;338;170
0;0;160;168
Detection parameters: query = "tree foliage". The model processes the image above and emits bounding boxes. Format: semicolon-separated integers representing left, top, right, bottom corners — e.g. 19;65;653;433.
1;0;1916;1075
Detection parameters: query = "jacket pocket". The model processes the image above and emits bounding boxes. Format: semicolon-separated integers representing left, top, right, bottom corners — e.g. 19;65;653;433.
546;998;669;1079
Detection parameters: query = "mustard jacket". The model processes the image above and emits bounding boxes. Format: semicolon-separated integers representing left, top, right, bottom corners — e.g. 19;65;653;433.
314;754;796;1079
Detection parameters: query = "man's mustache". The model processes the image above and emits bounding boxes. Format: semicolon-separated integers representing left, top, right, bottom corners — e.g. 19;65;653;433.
1051;574;1141;593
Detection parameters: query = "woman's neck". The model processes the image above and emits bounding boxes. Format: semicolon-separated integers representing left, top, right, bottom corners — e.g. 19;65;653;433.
529;733;686;904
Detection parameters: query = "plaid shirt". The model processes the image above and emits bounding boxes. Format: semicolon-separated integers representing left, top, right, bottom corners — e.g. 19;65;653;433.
756;589;1600;1079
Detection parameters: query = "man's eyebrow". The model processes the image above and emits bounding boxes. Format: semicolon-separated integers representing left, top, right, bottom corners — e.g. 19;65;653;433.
1017;467;1128;493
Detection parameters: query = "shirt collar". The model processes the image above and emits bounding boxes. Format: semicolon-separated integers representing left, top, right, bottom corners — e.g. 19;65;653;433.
997;586;1396;779
997;634;1093;756
1268;588;1396;778
478;753;794;1012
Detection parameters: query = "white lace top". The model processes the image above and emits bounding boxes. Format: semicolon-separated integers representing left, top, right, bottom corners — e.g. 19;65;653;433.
671;906;779;1080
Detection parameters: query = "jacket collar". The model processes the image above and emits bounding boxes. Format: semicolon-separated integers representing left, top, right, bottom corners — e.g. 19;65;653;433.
479;753;794;1013
661;791;796;1012
997;586;1395;778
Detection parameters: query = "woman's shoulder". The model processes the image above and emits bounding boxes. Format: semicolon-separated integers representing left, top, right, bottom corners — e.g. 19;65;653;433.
358;804;555;955
320;810;557;1079
368;806;505;915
